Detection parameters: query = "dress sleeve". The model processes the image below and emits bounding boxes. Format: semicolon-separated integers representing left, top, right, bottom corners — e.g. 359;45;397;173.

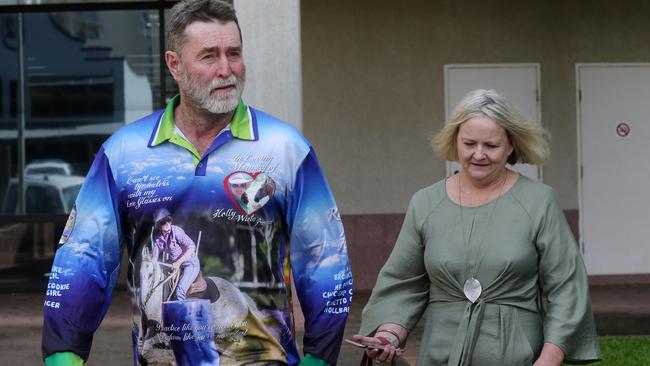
536;190;601;363
41;147;123;362
286;148;352;366
358;194;430;339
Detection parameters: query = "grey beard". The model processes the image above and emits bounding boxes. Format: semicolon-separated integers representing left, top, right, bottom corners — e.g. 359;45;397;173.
182;73;245;115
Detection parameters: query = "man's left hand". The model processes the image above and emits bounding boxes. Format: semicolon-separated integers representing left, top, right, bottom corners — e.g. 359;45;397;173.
299;353;331;366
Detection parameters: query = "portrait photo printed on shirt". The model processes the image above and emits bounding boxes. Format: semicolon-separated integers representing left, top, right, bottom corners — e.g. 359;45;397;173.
224;171;277;216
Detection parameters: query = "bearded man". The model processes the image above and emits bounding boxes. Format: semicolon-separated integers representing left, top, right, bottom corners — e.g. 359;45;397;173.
41;1;352;365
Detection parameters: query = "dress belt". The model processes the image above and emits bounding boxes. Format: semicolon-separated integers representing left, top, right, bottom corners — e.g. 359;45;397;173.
446;298;486;366
435;295;535;366
427;275;537;366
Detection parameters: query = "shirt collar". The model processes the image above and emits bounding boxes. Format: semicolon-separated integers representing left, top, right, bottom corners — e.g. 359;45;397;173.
148;94;258;147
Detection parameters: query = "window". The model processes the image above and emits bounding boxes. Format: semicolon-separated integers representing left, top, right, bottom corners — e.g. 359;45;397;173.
26;184;63;214
1;14;17;50
0;0;173;291
62;184;81;211
29;77;114;119
1;8;163;216
9;79;16;118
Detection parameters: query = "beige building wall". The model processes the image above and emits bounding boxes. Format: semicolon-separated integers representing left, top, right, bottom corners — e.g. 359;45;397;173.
235;0;302;129
301;0;650;214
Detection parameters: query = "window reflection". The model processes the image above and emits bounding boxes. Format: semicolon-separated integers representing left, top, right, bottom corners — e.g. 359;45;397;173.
30;76;114;119
0;9;160;216
0;5;166;290
0;0;166;5
1;13;17;50
1;161;83;214
50;12;101;41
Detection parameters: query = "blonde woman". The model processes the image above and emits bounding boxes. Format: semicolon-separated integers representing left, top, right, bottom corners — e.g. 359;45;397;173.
353;89;601;365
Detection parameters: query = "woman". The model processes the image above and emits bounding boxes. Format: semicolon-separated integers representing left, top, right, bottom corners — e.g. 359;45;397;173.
353;89;601;365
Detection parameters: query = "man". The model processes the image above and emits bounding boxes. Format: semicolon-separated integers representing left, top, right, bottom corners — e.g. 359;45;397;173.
41;1;352;365
151;208;200;301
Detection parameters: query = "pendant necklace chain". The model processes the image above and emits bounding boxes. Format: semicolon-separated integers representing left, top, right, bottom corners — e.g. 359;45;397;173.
459;170;508;303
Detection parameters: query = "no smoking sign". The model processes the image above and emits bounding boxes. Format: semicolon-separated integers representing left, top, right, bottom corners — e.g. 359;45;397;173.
616;122;631;137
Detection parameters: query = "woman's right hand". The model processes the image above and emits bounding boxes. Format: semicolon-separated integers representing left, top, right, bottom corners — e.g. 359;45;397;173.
351;334;403;364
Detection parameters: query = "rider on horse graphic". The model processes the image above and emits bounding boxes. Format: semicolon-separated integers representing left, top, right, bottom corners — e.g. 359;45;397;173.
151;208;200;301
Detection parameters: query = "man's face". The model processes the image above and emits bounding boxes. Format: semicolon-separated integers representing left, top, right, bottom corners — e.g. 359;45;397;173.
177;20;245;114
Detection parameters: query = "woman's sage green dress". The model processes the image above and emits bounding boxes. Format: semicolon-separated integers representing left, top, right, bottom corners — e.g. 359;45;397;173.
359;175;601;365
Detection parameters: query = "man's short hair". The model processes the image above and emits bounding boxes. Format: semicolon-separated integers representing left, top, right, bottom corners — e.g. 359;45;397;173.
167;0;241;54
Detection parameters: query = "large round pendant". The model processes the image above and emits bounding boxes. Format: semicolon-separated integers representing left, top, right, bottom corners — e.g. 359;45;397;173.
463;277;482;303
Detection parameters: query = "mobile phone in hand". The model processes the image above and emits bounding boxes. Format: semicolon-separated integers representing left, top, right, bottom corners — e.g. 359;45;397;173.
344;338;388;350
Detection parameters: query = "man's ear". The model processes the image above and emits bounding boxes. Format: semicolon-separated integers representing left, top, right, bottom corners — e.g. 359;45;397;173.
165;50;182;83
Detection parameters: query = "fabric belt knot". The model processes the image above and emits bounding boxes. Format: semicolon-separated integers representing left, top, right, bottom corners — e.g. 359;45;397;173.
447;298;487;366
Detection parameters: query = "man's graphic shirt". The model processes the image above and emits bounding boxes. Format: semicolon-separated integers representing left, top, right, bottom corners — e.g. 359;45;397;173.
42;96;353;366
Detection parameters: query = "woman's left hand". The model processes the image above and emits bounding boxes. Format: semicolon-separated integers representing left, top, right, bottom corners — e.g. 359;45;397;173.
351;334;403;364
532;342;564;366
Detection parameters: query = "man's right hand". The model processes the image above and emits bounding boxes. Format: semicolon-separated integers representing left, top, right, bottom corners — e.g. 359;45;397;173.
45;352;83;366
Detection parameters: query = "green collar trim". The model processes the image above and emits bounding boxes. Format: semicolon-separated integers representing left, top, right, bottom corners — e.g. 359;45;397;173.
149;95;200;160
149;95;257;150
150;94;180;147
230;99;256;140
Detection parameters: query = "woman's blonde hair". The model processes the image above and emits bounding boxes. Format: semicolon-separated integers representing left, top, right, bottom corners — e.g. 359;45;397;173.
431;89;550;165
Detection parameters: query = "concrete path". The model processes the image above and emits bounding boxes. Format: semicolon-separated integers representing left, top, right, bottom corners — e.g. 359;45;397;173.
2;285;648;365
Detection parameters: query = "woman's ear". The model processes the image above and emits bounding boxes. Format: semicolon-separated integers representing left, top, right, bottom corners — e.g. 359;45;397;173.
507;147;517;165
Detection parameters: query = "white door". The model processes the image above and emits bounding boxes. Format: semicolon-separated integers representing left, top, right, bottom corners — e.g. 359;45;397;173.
577;64;650;275
444;64;542;180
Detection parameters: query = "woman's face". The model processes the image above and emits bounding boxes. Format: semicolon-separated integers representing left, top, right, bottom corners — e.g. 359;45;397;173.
456;115;513;184
230;183;248;198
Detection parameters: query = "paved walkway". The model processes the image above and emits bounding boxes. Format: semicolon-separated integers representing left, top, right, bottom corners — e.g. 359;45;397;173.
2;285;649;365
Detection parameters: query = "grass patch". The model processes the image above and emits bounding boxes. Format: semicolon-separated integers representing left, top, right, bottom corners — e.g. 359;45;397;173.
579;336;650;366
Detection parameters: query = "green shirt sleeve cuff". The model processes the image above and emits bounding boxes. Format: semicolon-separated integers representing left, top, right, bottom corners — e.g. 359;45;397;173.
299;353;332;366
44;352;84;366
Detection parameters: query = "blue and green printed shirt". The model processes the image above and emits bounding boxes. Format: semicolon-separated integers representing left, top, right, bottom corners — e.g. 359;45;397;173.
42;96;353;366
